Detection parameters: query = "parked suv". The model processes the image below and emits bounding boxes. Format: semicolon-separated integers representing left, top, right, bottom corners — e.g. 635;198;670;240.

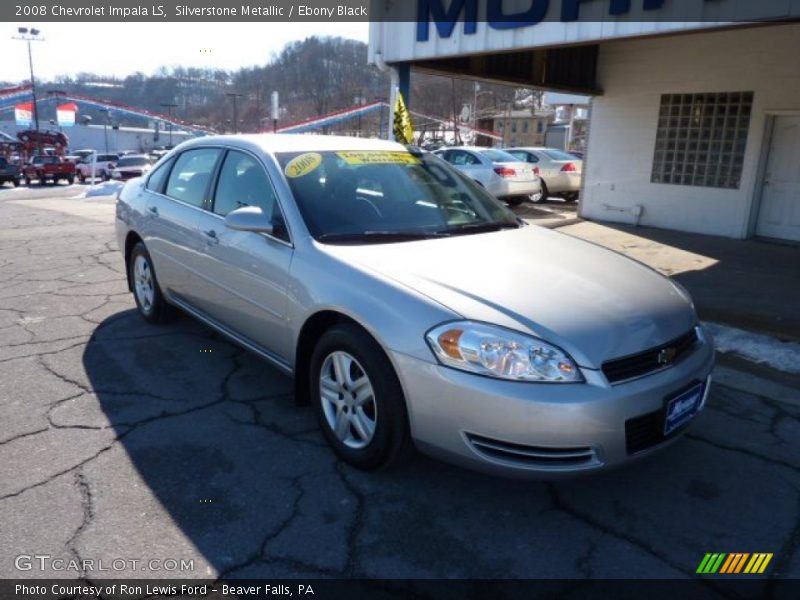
0;157;21;187
76;154;119;183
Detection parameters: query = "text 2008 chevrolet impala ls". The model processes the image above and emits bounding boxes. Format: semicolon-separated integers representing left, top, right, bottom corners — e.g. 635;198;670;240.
116;135;714;478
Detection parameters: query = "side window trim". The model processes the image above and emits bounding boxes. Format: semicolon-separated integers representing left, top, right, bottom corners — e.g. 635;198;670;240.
207;148;230;213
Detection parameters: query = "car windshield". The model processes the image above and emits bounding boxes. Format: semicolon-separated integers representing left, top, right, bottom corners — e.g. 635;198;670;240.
117;157;149;167
479;149;521;163
542;149;579;161
276;150;520;244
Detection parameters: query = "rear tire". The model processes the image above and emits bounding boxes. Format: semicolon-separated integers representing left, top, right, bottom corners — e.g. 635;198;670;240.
504;196;525;207
129;242;175;324
540;181;549;202
12;178;19;187
24;177;31;186
310;324;413;470
78;172;86;183
66;176;75;185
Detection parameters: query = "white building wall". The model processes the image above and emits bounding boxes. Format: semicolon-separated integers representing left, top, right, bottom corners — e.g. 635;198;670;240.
581;23;800;239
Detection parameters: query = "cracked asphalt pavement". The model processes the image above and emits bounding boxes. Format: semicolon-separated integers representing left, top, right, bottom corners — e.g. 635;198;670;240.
1;185;799;582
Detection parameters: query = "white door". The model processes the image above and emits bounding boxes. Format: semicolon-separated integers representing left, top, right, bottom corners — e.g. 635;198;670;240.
756;116;800;241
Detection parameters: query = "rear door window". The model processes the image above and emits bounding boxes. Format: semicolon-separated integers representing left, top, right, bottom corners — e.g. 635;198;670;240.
165;148;222;208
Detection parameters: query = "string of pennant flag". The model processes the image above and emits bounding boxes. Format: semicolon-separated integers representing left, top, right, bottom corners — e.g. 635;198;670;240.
1;83;503;142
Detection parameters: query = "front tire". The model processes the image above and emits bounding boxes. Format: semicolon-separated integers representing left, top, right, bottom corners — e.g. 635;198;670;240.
310;324;413;470
129;242;174;324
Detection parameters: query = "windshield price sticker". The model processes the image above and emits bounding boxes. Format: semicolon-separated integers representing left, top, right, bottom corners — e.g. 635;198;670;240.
284;152;322;178
337;151;422;166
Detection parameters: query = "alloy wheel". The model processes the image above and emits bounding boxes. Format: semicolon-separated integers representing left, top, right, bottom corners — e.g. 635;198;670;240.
319;351;377;449
133;255;155;314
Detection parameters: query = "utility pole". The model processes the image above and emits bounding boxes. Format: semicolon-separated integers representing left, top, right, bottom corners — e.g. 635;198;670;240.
226;93;243;133
160;103;177;147
270;91;279;133
99;109;110;154
13;27;44;131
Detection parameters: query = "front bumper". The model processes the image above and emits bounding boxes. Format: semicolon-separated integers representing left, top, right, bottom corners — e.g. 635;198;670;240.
393;332;714;479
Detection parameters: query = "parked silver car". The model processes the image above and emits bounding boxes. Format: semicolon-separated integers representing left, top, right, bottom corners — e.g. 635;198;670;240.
506;147;583;201
434;146;541;205
117;135;714;478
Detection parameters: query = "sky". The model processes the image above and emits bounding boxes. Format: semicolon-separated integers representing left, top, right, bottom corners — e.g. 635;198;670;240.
2;22;369;82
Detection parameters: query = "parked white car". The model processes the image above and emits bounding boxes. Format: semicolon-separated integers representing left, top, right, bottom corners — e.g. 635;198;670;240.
76;153;118;183
506;147;583;202
434;146;541;206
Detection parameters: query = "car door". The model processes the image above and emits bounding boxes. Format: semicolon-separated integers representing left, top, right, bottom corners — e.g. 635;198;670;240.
143;148;222;301
191;149;295;362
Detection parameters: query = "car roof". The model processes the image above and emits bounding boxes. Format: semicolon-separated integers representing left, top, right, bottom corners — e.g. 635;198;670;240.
178;134;410;155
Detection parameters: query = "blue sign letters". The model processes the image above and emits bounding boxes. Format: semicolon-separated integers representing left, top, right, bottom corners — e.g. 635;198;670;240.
417;0;669;41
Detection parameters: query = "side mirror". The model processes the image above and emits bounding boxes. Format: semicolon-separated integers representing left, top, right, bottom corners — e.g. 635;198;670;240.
224;206;273;234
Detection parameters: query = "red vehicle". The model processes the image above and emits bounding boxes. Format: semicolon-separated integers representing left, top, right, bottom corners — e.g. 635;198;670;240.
23;155;76;186
16;129;69;149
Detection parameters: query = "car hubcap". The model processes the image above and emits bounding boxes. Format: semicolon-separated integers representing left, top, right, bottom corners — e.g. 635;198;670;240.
319;351;377;449
133;255;155;313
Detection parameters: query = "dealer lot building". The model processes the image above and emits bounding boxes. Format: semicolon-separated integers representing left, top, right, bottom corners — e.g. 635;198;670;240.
370;3;800;242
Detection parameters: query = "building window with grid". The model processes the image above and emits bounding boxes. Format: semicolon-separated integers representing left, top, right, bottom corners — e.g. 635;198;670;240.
651;91;753;189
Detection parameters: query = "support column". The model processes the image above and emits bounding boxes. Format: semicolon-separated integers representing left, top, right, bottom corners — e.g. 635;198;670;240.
397;63;411;109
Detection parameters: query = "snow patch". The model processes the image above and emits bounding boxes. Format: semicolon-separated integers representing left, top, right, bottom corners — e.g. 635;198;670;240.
71;181;124;199
704;322;800;374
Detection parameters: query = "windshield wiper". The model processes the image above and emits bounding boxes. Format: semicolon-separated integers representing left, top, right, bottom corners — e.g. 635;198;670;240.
317;230;451;244
438;222;521;236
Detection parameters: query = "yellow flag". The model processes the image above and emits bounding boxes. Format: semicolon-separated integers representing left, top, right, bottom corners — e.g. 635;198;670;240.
393;91;414;145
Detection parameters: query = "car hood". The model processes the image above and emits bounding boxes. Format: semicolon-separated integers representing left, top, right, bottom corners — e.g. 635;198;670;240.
321;226;696;369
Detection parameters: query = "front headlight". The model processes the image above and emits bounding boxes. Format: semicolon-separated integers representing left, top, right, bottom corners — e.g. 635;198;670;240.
426;321;583;383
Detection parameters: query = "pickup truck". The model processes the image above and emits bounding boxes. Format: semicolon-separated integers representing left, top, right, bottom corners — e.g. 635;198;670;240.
0;157;21;187
22;155;76;185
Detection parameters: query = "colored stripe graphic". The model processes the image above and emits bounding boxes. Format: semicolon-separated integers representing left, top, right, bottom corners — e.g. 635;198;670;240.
697;553;726;574
698;552;773;575
744;553;773;574
720;553;749;574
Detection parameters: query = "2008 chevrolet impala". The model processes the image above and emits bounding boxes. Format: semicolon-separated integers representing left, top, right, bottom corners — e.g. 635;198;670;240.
116;135;714;478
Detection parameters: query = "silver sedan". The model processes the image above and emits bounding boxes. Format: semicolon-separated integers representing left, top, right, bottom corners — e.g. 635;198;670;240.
117;135;714;478
506;147;583;201
433;146;542;205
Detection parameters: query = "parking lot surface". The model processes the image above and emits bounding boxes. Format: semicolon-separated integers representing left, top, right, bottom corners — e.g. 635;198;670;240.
1;186;799;582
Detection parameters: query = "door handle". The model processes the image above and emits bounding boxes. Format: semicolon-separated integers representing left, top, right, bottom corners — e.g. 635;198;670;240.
147;206;158;217
203;229;219;245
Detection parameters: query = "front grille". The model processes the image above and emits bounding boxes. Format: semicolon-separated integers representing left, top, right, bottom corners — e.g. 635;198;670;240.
120;171;141;178
466;433;599;468
602;328;698;384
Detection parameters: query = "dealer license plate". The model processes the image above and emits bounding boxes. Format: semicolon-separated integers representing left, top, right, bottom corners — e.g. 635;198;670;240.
663;382;705;435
